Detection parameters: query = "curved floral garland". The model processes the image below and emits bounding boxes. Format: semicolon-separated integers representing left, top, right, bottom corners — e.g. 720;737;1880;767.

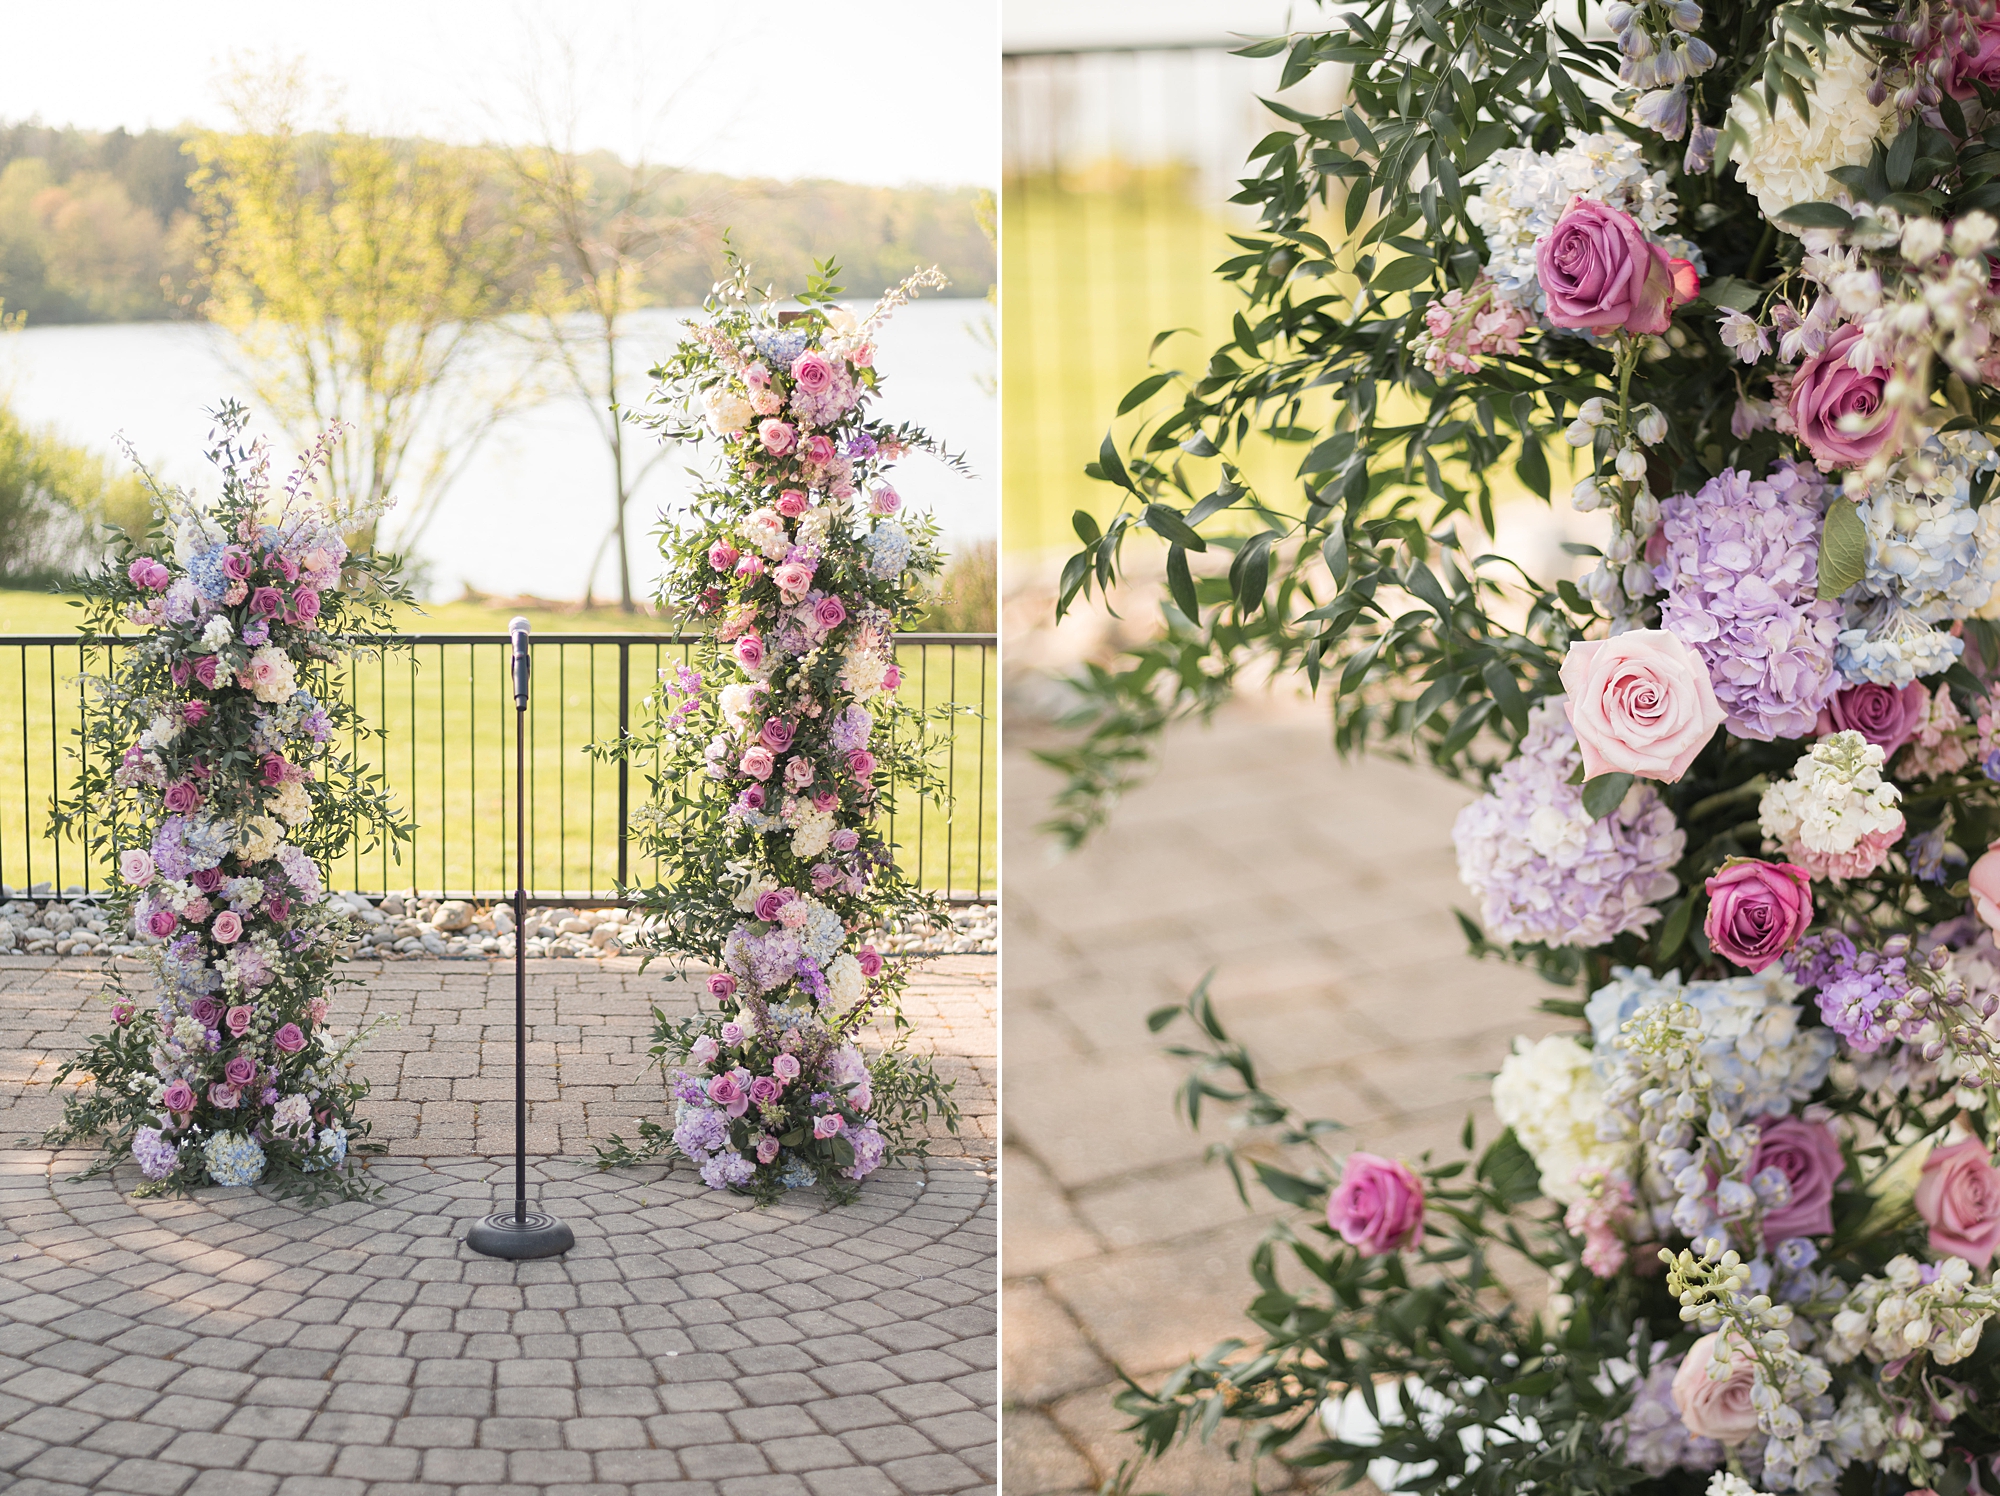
43;403;410;1202
594;261;961;1201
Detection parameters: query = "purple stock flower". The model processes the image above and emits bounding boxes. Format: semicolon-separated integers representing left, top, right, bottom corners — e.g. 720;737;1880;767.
1786;931;1905;1054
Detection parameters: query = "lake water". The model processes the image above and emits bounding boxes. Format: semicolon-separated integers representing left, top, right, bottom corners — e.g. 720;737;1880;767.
0;299;997;602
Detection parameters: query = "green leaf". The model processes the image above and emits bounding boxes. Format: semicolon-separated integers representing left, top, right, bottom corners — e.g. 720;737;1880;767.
1514;435;1549;500
1477;1128;1542;1205
1118;372;1177;415
1251;1160;1325;1209
1817;498;1867;600
1072;509;1102;546
1776;201;1854;231
1582;772;1635;821
1166;545;1199;621
1656;890;1697;960
1367;255;1434;295
1143;502;1207;552
1322;528;1349;583
1887;126;1919;190
1098;432;1135;493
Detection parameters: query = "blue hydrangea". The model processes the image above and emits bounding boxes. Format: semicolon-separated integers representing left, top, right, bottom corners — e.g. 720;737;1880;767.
1835;601;1964;686
699;1150;757;1189
751;328;811;367
779;1159;819;1190
132;1125;180;1181
1856;432;2000;623
203;1131;267;1187
186;545;231;602
302;1125;347;1173
863;522;912;580
180;816;232;872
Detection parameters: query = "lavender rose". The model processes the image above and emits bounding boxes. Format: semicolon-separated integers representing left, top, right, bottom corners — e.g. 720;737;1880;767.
1942;16;2000;101
1703;858;1813;973
814;1113;846;1140
272;1023;306;1054
223;1055;258;1089
1916;1136;2000;1266
759;718;796;753
1326;1152;1425;1255
1671;1332;1759;1444
1817;681;1928;758
1749;1115;1844;1242
815;595;847;631
1559;630;1725;783
162;1080;195;1113
1789;324;1894;470
1535;197;1695;336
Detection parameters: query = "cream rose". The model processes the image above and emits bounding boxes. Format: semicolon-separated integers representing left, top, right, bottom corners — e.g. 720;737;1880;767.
1559;630;1724;783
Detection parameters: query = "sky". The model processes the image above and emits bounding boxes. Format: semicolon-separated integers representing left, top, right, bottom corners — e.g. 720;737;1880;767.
1002;0;1300;51
7;0;999;187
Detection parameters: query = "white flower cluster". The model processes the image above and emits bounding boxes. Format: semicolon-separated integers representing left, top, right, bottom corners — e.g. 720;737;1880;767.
1825;1254;2000;1369
1856;432;2000;622
1759;732;1904;871
1725;34;1891;222
1465;131;1691;313
1491;1033;1628;1204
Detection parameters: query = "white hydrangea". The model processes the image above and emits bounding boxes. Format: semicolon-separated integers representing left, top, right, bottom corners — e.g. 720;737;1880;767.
199;616;233;650
1490;1034;1628;1204
1726;34;1892;223
1760;731;1903;859
1466;131;1690;312
237;815;283;864
741;508;790;560
787;799;836;859
718;682;762;731
268;780;312;827
143;711;183;749
841;646;890;703
825;952;865;1010
702;385;753;435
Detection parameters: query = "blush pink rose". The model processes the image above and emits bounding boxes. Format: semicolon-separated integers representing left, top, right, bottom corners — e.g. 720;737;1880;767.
1559;630;1725;783
128;557;171;591
272;1023;306;1054
1703;859;1813;973
772;1053;801;1081
773;561;815;597
1326;1152;1424;1255
1789;325;1894;470
814;1113;846;1140
1749;1116;1844;1241
776;489;809;518
162;1080;195;1113
1816;681;1927;757
1916;1136;2000;1266
869;485;901;516
756;1135;781;1164
211;910;244;944
758;419;796;456
791;352;834;394
1671;1332;1760;1444
1536;197;1693;336
225;1004;254;1036
119;849;155;886
740;745;775;781
721;1022;745;1045
735;554;765;582
1971;840;2000;935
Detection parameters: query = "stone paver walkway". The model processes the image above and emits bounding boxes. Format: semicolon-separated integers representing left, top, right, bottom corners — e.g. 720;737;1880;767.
1002;691;1559;1495
0;956;997;1496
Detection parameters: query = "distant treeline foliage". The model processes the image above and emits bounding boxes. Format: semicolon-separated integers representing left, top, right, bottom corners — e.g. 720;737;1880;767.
0;120;993;325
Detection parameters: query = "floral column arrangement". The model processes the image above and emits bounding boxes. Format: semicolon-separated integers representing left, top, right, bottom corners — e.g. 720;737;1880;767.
598;261;961;1201
45;404;410;1200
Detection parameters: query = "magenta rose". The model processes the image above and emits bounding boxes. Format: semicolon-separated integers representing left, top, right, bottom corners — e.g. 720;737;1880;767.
212;910;244;944
708;541;739;572
759;419;797;455
162;1080;195;1113
110;1000;136;1025
848;749;878;779
225;1004;254;1036
190;997;221;1026
1749;1116;1844;1241
193;654;219;690
249;586;286;618
163;780;202;814
265;893;291;922
814;1113;846;1140
223;1055;258;1088
1789;324;1894;470
883;664;901;691
147;907;179;938
776;489;809;518
1816;681;1928;758
291;588;322;622
1704;859;1814;973
812;788;837;812
1559;630;1725;783
272;1023;306;1054
1327;1152;1424;1255
208;1083;241;1110
735;634;766;669
708;973;738;999
262;755;291;786
857;945;883;977
748;1075;782;1106
740;745;775;781
756;1135;782;1164
182;701;209;725
791;351;834;395
759;717;796;752
1671;1332;1759;1444
753;888;792;922
1942;17;2000;101
815;596;847;631
1916;1136;2000;1266
1535;196;1692;336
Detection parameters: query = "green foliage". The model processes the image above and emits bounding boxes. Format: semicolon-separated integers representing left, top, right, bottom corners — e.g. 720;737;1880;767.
0;401;153;585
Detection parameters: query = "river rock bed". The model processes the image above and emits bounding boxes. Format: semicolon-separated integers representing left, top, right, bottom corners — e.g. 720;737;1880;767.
0;886;997;962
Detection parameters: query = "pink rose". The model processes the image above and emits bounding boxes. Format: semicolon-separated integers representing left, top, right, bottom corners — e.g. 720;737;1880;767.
190;997;221;1026
1326;1152;1424;1255
128;557;171;591
735;634;766;670
182;700;209;725
291;588;322;622
791;351;834;395
759;717;796;752
707;974;738;1000
707;1073;749;1117
1916;1136;2000;1266
223;1055;257;1088
831;828;859;853
221;546;253;581
1671;1332;1760;1444
756;1135;781;1164
1816;681;1927;758
1942;17;2000;100
1535;196;1693;336
120;849;156;886
110;1000;136;1025
1971;840;2000;935
759;419;796;455
814;596;847;631
250;586;285;618
147;907;179;938
709;541;740;572
225;1004;254;1036
212;910;244;944
848;750;878;779
739;784;767;811
735;555;765;582
193;655;219;690
740;745;775;781
1749;1116;1844;1242
162;1080;195;1113
688;1035;720;1066
869;485;901;517
814;1113;845;1140
773;561;815;597
776;489;809;518
784;755;815;791
745;362;771;388
1559;630;1724;783
857;946;882;977
804;434;836;466
163;780;202;814
748;1075;782;1106
721;1022;745;1045
882;665;901;691
851;342;874;368
273;1023;306;1054
772;1053;801;1081
1703;859;1813;973
1789;325;1894;471
811;789;837;812
208;1083;240;1110
753;889;792;922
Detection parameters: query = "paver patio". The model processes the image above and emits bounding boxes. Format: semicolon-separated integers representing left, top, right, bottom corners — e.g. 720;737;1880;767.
0;954;997;1496
1002;690;1560;1495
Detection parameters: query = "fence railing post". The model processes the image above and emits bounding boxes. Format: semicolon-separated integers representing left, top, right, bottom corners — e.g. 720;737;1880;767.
616;639;630;894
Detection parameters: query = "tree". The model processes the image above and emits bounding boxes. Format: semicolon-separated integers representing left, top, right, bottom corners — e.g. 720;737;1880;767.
187;65;533;554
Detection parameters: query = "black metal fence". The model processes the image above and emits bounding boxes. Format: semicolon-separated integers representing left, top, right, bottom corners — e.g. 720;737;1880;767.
0;632;995;905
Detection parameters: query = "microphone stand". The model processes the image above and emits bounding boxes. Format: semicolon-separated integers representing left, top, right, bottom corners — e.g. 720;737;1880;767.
466;617;574;1260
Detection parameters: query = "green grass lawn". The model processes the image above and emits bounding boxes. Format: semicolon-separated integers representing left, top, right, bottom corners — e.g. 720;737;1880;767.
0;591;995;902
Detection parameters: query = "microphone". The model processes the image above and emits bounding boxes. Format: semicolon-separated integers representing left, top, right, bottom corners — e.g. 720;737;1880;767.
509;617;531;710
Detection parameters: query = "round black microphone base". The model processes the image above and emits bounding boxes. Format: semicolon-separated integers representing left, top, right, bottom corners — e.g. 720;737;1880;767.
465;1210;575;1259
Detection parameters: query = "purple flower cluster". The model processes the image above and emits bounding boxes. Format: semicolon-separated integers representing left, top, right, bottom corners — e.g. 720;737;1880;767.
1784;931;1907;1054
1654;461;1841;741
1452;701;1684;948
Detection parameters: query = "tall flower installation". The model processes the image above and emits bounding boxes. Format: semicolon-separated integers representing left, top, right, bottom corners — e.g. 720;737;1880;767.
1050;0;2000;1490
594;261;960;1202
43;404;411;1201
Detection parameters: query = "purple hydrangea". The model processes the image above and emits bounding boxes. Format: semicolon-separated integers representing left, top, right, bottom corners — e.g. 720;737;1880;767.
723;923;806;995
843;1120;888;1180
828;705;873;754
276;843;321;899
699;1150;758;1189
1451;701;1684;949
132;1125;180;1180
152;817;194;880
673;1103;730;1159
1654;461;1841;741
